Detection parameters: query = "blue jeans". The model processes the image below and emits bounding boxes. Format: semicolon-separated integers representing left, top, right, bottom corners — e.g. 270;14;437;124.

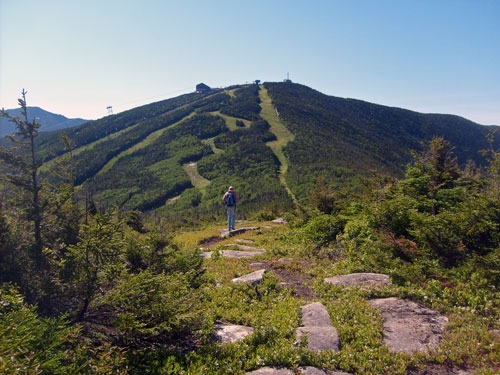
226;205;236;230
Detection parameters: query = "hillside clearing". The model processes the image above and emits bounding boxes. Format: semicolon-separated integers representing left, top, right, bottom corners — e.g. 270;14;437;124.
99;112;197;175
259;86;297;204
202;137;224;154
211;111;251;131
183;161;210;193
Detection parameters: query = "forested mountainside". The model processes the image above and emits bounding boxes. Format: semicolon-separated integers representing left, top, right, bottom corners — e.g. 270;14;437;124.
34;82;499;224
264;82;500;199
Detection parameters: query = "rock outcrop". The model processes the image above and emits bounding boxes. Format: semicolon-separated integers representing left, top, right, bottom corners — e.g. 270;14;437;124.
200;250;265;259
213;323;254;344
299;367;352;375
296;302;340;352
224;244;265;251
232;269;266;284
368;297;448;353
324;273;391;287
221;227;260;238
245;368;294;375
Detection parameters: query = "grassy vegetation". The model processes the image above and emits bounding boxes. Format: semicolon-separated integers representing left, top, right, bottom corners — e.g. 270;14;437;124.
183;162;211;193
259;86;297;204
202;137;224;154
213;111;251;131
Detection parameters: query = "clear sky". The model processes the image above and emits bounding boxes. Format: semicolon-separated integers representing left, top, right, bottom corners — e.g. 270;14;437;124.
1;0;499;124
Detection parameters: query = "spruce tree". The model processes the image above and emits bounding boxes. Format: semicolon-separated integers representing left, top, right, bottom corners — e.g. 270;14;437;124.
0;89;44;266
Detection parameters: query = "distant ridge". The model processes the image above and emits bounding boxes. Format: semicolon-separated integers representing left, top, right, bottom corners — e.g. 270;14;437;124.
0;106;88;136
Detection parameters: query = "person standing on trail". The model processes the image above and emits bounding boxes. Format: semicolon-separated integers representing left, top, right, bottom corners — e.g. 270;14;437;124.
222;186;238;231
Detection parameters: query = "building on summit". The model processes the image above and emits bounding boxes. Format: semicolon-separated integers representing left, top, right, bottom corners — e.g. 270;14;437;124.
196;83;211;94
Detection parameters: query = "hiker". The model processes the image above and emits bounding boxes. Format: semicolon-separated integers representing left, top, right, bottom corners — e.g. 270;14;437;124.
222;186;238;231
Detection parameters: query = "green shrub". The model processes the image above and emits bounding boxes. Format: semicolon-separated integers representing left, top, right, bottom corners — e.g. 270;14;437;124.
300;214;347;246
92;270;204;341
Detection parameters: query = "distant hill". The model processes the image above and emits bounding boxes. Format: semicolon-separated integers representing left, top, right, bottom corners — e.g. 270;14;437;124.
0;106;88;137
33;82;499;222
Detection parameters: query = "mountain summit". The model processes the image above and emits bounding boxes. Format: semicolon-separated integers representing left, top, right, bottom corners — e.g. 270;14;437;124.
34;82;499;222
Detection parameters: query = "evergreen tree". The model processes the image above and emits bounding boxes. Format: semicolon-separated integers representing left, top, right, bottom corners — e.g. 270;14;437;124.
0;90;44;266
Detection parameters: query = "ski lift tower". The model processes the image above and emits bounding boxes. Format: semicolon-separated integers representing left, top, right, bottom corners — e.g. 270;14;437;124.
106;106;113;115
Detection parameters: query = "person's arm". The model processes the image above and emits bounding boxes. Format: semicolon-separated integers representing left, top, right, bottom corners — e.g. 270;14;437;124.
234;192;239;202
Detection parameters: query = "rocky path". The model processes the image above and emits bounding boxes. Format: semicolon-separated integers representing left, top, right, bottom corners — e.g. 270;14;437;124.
197;223;452;375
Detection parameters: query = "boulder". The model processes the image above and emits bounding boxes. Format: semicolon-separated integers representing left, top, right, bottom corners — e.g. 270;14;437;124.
368;297;448;353
245;368;294;375
232;269;266;284
324;273;391;287
213;323;254;344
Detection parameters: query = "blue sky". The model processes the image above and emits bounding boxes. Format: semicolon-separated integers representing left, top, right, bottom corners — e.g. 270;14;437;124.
1;0;499;124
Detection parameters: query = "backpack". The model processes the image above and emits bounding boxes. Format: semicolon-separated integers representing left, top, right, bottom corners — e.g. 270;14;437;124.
225;192;235;206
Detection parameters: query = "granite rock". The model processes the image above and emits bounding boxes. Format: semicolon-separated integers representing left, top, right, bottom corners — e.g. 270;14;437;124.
368;297;448;353
324;273;391;287
213;323;254;344
232;269;266;284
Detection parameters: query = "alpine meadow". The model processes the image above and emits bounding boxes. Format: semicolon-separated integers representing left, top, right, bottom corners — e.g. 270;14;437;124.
1;82;500;375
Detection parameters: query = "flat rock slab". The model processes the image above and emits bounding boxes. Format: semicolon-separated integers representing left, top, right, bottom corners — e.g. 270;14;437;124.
246;367;350;375
221;227;260;238
201;250;265;259
232;269;266;284
299;367;352;375
368;297;448;353
236;239;254;244
224;244;264;251
301;302;333;327
213;323;254;344
297;302;340;352
296;326;340;352
324;273;391;287
245;368;294;375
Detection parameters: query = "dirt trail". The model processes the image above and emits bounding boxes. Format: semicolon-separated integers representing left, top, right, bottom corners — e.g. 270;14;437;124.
271;265;317;300
248;261;316;300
